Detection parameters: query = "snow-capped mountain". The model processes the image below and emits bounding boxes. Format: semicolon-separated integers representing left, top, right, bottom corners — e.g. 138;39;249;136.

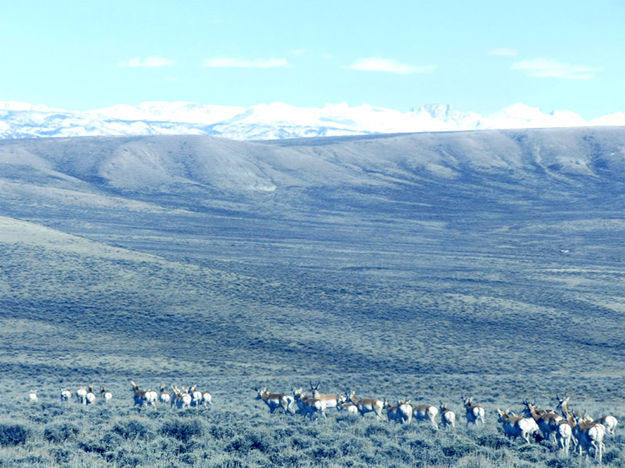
0;101;623;141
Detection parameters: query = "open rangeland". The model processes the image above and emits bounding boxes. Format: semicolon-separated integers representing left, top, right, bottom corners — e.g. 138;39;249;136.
1;129;625;466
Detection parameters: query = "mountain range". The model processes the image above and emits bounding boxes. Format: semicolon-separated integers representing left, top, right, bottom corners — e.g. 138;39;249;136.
1;101;624;141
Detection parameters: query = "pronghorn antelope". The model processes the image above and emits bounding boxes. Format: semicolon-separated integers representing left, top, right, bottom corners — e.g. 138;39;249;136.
60;389;71;403
412;401;438;429
398;400;413;424
572;416;605;462
100;386;112;402
336;394;359;415
385;400;412;424
594;414;618;436
86;385;97;405
558;396;619;437
385;401;401;423
201;390;212;406
522;401;562;443
463;398;485;426
159;385;171;404
144;388;158;406
496;409;539;444
28;390;38;403
190;385;203;407
347;391;384;419
76;387;88;405
293;388;326;420
310;383;338;411
554;416;574;455
131;381;145;406
555;395;584;420
190;385;212;407
171;386;192;409
255;387;292;414
439;402;456;429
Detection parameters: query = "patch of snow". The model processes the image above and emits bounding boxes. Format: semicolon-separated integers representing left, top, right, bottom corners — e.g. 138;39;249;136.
0;101;622;141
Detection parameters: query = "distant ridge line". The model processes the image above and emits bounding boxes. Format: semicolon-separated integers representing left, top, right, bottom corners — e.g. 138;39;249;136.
1;101;624;141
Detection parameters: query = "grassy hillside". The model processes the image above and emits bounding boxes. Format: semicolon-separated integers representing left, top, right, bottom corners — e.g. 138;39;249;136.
0;129;624;466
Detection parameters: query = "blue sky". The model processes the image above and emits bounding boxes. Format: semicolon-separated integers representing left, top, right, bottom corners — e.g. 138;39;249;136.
1;0;623;118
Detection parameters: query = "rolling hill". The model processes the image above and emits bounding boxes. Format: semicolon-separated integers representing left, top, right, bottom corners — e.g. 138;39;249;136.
2;127;625;466
1;127;624;382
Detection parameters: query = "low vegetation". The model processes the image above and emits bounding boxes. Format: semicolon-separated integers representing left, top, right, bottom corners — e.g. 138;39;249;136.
1;131;625;465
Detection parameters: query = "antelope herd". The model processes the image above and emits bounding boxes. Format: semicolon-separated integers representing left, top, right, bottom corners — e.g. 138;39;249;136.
25;381;618;462
36;381;212;410
131;381;212;409
255;384;619;462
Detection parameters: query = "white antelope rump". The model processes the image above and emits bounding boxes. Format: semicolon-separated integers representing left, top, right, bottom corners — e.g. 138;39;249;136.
463;398;485;426
28;390;38;403
522;401;562;443
310;383;338;411
385;400;413;424
573;417;605;462
594;414;618;436
159;385;171;404
293;388;326;420
171;386;192;409
398;400;413;424
100;386;112;403
255;388;292;414
85;385;97;405
496;409;539;444
336;394;359;416
347;391;384;419
131;381;156;407
144;389;157;406
60;389;71;403
190;385;212;407
554;417;574;455
76;387;87;405
439;403;456;429
412;402;439;429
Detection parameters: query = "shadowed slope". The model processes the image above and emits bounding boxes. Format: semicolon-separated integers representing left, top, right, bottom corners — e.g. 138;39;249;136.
0;127;624;389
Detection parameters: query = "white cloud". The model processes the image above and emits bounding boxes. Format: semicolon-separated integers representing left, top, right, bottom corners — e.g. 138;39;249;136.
511;58;603;80
344;57;436;74
117;56;175;68
489;48;518;57
203;57;288;68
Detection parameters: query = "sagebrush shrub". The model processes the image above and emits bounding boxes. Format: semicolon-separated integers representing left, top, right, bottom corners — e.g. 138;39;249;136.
209;424;235;440
0;423;31;446
44;422;80;443
161;418;203;442
113;419;152;440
